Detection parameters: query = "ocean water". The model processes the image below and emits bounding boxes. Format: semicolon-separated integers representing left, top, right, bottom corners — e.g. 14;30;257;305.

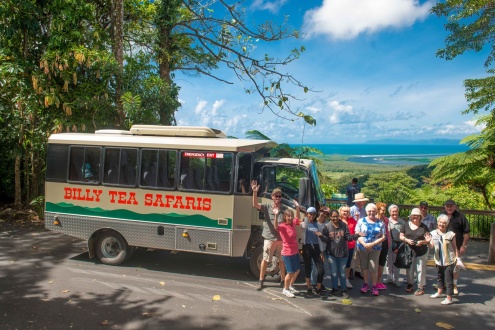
292;144;470;165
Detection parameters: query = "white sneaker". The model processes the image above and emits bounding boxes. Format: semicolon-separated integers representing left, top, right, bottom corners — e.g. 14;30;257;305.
282;289;295;298
431;292;444;299
289;286;300;294
441;298;454;305
346;279;353;289
394;280;402;288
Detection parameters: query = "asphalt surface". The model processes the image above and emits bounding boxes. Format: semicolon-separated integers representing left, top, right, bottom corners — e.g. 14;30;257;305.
0;221;494;330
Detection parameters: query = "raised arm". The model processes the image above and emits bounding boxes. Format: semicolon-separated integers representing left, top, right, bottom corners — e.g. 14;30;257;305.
251;180;261;210
292;199;300;220
273;208;280;230
316;224;329;243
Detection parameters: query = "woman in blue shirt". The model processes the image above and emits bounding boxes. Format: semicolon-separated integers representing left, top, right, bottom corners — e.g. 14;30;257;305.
355;203;386;296
301;206;327;296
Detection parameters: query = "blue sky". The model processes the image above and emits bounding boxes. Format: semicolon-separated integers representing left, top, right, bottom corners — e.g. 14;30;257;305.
174;0;488;144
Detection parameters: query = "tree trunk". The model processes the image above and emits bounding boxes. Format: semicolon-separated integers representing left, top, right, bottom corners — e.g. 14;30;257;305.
24;155;30;203
481;186;493;210
114;0;124;127
14;155;21;208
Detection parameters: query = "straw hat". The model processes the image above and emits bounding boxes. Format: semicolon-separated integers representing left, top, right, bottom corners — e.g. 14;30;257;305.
352;193;369;203
409;207;423;219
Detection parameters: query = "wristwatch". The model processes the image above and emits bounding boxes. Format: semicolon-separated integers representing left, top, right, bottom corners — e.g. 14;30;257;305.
462;245;468;248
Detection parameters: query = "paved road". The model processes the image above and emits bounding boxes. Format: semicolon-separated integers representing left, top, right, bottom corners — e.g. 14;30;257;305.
1;222;494;329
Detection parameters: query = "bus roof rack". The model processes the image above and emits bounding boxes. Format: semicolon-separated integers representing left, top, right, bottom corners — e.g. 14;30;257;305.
95;129;131;135
130;125;227;138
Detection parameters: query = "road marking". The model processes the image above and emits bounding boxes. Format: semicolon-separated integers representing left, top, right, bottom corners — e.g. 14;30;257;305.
243;282;312;316
426;260;495;271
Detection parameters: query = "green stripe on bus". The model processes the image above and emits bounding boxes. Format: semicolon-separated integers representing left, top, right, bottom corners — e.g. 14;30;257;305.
45;202;232;229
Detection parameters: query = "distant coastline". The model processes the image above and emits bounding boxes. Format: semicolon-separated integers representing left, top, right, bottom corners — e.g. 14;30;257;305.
292;143;469;166
362;138;462;145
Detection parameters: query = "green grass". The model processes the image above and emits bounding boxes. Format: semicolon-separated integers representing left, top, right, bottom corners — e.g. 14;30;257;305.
317;154;413;177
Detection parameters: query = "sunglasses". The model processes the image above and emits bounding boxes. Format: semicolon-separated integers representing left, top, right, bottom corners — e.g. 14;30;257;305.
273;195;282;198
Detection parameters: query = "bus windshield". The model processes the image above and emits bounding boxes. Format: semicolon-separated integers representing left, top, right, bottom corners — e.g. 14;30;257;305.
310;161;326;207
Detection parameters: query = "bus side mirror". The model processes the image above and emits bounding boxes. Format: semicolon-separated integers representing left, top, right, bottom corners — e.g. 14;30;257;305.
298;177;313;209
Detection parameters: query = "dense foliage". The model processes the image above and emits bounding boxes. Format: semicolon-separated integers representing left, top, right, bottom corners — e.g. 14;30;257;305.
429;0;495;210
0;0;310;206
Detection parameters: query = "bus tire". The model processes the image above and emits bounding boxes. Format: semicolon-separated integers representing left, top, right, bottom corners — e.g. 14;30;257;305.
249;245;281;282
96;231;129;265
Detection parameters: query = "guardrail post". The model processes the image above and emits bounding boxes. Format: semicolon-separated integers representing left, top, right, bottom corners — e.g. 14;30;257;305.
489;223;495;265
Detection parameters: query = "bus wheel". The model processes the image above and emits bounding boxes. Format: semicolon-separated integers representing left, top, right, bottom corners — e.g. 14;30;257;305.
249;245;281;281
96;231;129;265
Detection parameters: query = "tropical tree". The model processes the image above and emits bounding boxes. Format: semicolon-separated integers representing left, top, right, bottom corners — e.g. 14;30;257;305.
153;0;314;123
362;172;417;205
430;115;495;209
429;0;495;209
431;0;495;117
0;0;313;207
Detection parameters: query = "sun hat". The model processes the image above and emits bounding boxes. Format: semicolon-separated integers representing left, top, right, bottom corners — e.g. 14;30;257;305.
307;207;317;214
352;193;369;203
409;207;423;219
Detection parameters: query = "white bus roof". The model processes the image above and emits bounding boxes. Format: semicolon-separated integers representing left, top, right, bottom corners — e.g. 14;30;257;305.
48;126;276;153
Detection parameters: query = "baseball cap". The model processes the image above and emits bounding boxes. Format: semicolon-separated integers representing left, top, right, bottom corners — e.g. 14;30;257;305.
419;201;428;207
307;207;317;214
444;199;456;205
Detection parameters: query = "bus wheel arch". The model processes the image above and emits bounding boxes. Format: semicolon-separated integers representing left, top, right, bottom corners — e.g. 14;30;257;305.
93;229;130;265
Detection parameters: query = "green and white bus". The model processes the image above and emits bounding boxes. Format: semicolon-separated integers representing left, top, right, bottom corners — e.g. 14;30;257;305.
44;125;326;278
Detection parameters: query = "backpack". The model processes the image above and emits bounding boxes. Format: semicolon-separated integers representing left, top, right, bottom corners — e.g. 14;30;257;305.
394;242;413;269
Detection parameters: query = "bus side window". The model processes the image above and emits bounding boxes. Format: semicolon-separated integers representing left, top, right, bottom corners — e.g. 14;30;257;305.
85;147;100;182
69;147;84;181
69;146;100;183
104;148;120;185
179;152;202;190
209;153;233;193
119;149;137;186
236;153;252;194
158;150;175;189
46;144;69;182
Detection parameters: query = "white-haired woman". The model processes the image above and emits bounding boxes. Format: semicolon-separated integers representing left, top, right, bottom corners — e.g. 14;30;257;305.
386;204;405;287
400;208;431;295
355;203;386;296
429;214;459;305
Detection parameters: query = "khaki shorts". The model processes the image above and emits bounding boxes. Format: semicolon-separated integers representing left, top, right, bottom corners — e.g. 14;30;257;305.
263;239;282;262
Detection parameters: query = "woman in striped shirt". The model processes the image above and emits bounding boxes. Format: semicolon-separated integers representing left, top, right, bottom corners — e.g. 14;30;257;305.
428;214;459;305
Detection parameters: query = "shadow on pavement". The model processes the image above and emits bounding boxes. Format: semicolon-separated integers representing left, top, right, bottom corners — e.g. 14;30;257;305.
0;224;236;329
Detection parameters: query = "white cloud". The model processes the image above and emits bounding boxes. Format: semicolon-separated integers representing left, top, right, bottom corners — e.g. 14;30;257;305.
328;100;354;123
194;100;207;114
251;0;288;14
465;119;486;132
212;100;225;115
303;0;433;40
305;106;321;113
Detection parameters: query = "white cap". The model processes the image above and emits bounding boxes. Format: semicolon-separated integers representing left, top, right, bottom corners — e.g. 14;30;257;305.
307;207;317;213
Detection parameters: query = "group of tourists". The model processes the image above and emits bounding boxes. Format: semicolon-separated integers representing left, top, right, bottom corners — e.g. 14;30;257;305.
252;180;470;305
